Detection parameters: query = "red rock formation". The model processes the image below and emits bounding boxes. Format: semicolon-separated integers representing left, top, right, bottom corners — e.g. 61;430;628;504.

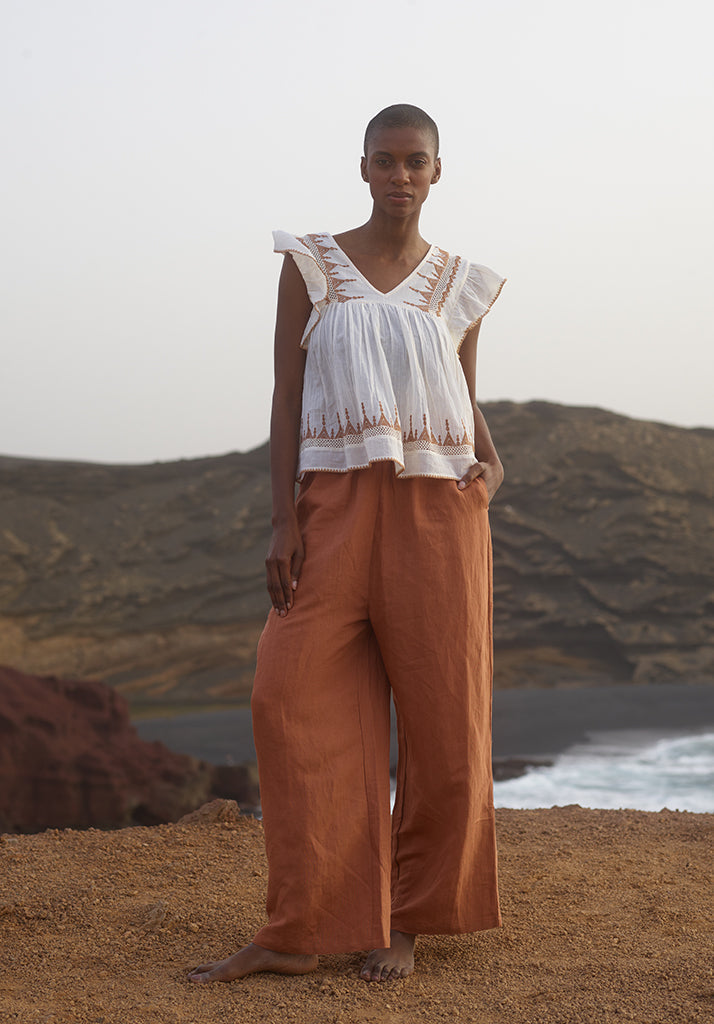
0;665;257;833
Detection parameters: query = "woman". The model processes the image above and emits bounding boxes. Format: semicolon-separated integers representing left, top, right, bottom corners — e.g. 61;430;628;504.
189;102;505;986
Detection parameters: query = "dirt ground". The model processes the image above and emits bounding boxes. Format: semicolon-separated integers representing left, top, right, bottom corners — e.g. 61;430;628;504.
1;802;712;1024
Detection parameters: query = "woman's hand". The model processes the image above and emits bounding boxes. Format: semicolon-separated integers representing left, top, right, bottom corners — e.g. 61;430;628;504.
265;516;304;617
457;459;504;501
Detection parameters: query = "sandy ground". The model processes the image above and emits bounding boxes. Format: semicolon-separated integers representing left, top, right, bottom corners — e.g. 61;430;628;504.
1;802;713;1024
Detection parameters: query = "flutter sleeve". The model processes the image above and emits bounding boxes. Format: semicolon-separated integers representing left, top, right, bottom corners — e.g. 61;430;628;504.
445;261;506;351
273;230;329;348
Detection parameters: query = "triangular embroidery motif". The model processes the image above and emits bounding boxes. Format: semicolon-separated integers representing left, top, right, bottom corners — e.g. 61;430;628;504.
300;235;363;303
301;404;474;455
404;247;449;311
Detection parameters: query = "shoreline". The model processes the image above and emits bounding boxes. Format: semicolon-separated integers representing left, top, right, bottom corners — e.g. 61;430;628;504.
134;681;714;766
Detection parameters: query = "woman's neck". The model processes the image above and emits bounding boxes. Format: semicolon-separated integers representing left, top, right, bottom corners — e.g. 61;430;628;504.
338;211;428;260
331;212;432;294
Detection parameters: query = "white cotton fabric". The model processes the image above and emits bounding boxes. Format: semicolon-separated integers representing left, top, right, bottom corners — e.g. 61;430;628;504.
273;230;505;481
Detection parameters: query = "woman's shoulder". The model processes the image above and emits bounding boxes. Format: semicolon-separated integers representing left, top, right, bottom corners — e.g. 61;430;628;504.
272;231;336;320
408;245;498;304
424;242;504;291
431;249;505;344
273;229;331;253
427;243;497;274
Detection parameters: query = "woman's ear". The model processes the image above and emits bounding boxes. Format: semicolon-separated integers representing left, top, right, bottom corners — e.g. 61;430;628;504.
431;157;442;184
360;156;369;182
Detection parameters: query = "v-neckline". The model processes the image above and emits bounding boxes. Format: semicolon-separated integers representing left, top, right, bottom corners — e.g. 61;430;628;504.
327;234;434;298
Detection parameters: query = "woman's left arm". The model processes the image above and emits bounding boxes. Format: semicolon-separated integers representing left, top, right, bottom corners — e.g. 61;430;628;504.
457;322;504;500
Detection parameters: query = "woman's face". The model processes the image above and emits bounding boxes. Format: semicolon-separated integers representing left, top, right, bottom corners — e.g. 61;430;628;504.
360;125;441;218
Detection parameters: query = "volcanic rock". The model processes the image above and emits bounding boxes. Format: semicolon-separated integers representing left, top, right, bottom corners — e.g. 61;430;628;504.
488;401;714;687
0;402;712;703
0;666;257;833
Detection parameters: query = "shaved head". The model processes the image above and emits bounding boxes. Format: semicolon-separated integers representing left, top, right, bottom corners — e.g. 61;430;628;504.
364;104;439;158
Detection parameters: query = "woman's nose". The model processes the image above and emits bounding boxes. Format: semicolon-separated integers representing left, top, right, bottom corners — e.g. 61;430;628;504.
391;164;409;183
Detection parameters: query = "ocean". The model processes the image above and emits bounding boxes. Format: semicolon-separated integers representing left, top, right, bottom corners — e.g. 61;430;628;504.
493;729;714;813
134;683;714;814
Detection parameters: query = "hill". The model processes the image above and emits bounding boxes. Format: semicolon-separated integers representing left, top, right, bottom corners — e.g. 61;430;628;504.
1;402;712;705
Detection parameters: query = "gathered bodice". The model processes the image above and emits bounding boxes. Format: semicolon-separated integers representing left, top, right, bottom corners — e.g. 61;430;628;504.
273;231;505;480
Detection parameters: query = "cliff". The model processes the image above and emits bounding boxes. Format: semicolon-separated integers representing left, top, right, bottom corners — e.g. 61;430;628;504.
1;402;712;704
0;666;259;833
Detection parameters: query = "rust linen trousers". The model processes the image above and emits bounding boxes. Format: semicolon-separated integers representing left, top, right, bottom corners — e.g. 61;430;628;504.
251;462;501;954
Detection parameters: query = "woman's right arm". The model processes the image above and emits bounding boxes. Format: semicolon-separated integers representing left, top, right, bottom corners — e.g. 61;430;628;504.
265;254;311;617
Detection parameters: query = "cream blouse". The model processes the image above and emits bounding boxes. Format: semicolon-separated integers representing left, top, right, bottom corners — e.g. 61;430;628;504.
274;231;505;481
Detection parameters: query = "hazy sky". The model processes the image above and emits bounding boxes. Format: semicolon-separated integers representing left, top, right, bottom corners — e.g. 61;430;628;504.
2;0;713;463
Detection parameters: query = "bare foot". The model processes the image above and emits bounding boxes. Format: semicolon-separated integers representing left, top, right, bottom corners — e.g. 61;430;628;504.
188;942;318;983
360;930;415;983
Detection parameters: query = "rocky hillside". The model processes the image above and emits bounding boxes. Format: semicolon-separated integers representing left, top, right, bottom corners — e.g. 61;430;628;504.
0;445;272;706
1;402;712;704
0;666;259;833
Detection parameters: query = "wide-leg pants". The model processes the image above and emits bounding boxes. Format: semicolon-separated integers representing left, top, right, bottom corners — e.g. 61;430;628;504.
250;462;500;954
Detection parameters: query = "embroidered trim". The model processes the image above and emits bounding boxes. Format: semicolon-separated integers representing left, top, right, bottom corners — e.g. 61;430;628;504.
432;255;462;315
402;247;464;315
404;247;449;311
300;405;474;455
299;234;364;303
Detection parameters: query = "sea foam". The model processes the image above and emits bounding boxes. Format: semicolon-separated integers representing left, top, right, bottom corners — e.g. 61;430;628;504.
493;731;714;812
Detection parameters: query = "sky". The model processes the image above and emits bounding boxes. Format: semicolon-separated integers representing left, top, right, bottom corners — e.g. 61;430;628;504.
2;0;713;464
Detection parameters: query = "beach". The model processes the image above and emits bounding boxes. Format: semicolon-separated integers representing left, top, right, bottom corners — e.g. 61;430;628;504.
134;682;714;813
134;682;714;764
1;800;712;1023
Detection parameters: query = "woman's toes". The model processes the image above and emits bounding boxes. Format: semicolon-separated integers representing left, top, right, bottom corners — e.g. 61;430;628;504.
189;962;213;976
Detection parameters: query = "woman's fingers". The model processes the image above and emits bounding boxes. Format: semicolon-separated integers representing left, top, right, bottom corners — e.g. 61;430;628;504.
279;555;295;613
266;542;304;616
457;462;485;490
267;558;292;616
291;547;304;590
457;460;504;500
266;558;289;616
